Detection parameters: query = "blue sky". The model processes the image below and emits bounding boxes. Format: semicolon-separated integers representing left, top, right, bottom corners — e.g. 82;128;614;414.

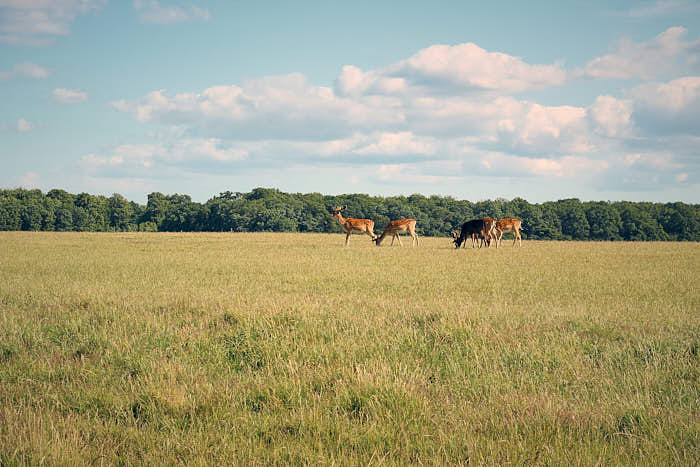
1;1;699;203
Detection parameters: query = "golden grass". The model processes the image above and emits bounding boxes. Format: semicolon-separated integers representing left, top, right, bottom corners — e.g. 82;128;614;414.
1;232;698;465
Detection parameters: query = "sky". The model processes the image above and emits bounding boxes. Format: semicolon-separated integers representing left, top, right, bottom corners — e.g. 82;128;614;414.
1;1;699;204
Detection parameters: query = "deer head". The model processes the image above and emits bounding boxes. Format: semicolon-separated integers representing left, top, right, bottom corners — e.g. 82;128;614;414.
330;205;347;218
451;231;463;248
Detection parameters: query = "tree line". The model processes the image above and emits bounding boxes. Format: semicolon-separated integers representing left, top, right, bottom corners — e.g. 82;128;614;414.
1;187;698;241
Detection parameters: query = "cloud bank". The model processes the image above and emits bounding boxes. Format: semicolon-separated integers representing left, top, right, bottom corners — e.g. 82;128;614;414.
133;0;211;24
103;28;698;197
53;88;88;104
0;0;108;46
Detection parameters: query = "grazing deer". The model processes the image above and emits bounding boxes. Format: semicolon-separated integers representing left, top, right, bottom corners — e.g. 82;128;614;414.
330;205;377;246
495;218;522;247
373;219;419;247
452;219;489;249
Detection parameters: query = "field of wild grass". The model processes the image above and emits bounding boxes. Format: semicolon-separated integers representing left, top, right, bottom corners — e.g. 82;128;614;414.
0;231;698;465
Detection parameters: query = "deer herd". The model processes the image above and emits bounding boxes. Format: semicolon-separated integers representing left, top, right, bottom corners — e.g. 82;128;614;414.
331;205;522;248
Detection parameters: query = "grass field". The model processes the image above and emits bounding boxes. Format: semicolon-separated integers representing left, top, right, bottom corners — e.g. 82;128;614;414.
1;232;698;465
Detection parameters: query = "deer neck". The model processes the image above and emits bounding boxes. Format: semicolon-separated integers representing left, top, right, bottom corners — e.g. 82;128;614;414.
335;212;347;224
375;232;387;245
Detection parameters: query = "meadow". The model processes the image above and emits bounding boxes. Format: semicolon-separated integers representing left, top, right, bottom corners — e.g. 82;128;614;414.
0;231;698;465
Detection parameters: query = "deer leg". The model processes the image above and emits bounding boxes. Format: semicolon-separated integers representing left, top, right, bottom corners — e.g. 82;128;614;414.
345;233;351;246
396;234;403;247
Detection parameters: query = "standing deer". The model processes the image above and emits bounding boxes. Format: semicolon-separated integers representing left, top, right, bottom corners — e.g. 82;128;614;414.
478;217;497;248
373;219;419;247
495;218;522;247
330;205;377;246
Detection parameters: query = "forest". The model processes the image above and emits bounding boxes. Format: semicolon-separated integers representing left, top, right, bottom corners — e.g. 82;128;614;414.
1;187;698;241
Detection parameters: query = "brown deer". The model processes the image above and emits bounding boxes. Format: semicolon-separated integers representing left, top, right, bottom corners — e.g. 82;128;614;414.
330;205;377;246
495;218;522;247
478;217;497;248
373;219;419;247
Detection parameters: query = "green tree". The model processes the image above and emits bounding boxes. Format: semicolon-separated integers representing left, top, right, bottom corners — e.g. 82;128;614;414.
657;202;699;241
0;196;22;230
144;192;170;230
160;194;203;231
108;193;135;231
556;199;589;240
54;207;74;231
75;193;109;231
539;202;563;240
47;189;76;206
617;204;666;241
20;201;44;231
585;202;622;241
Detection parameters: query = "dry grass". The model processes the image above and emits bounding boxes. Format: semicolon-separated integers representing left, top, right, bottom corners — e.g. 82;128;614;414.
1;232;698;465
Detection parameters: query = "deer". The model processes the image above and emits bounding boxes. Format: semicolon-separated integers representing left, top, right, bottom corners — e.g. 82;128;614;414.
478;217;497;248
330;205;377;246
452;219;489;249
495;218;522;247
373;219;419;247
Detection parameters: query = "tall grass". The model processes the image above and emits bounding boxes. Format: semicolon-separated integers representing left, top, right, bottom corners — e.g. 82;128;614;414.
1;232;698;465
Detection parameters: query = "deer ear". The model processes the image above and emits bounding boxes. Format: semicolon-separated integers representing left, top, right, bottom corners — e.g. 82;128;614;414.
342;205;347;210
451;231;457;238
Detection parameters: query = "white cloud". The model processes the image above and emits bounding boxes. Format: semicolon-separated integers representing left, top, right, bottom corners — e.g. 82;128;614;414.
618;152;680;171
580;26;700;79
172;138;248;162
0;0;108;46
390;43;567;93
83;143;165;171
353;132;436;156
630;76;700;113
628;76;700;134
588;95;633;137
17;118;33;132
81;138;248;175
595;150;693;190
133;0;210;24
0;62;50;80
499;102;592;155
375;163;463;185
335;65;407;96
469;151;609;179
111;74;404;139
335;43;567;97
52;88;88;103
